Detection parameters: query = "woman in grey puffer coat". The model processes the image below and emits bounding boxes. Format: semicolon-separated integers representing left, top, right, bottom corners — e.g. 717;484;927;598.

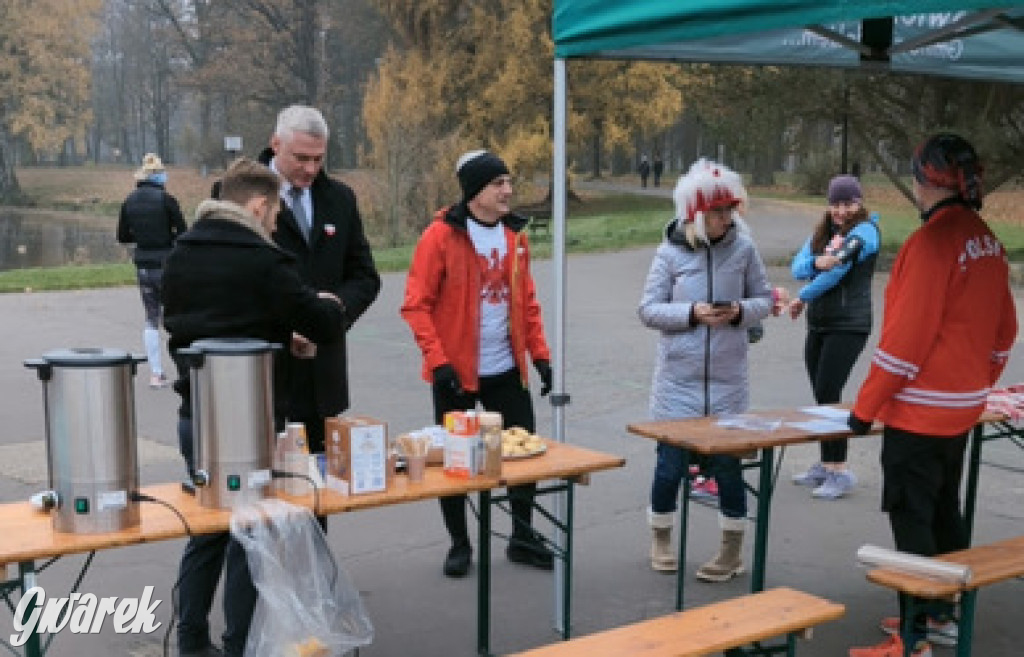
639;159;772;581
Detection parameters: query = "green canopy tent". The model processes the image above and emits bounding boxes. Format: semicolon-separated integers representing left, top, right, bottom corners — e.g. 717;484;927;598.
542;1;1024;636
553;1;1024;82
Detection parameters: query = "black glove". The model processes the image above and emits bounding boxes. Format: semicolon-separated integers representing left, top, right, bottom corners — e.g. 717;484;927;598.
847;412;872;435
534;360;553;397
432;364;463;396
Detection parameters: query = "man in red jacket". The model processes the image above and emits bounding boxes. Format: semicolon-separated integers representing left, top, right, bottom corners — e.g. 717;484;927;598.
401;150;554;578
847;134;1017;657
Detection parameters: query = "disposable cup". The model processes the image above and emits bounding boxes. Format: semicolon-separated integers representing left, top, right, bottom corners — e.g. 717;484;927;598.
407;454;428;483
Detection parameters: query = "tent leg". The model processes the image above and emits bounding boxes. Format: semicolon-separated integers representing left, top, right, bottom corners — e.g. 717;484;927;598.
551;56;570;637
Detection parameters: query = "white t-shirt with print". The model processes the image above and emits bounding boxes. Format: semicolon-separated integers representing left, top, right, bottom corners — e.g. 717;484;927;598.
466;218;514;376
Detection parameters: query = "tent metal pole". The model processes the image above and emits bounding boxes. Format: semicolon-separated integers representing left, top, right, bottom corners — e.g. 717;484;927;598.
551;56;570;637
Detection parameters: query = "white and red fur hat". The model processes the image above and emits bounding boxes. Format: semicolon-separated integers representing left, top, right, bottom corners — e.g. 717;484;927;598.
672;158;750;245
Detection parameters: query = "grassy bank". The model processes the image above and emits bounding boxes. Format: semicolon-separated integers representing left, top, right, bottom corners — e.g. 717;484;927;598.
0;194;670;293
4;165;1024;293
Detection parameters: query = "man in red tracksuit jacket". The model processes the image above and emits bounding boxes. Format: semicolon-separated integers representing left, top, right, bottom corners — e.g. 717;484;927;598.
401;150;554;578
847;134;1017;657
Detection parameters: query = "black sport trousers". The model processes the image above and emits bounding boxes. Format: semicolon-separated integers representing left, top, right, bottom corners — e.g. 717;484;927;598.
804;330;868;462
880;425;968;635
431;368;537;544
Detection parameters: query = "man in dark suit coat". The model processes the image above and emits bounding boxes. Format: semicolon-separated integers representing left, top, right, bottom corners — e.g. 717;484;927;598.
258;105;381;453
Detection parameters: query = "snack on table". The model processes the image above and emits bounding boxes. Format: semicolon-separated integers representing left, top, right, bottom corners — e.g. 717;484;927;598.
286;637;329;657
501;426;546;459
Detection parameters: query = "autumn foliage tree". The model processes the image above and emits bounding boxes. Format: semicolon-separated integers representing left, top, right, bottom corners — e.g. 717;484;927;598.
363;0;682;241
0;0;100;199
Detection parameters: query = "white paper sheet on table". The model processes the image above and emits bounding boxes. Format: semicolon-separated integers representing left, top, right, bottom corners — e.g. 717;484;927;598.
786;419;850;434
716;414;783;431
798;406;850;421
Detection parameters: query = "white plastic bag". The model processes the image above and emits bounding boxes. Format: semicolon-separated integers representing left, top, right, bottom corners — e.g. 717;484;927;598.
230;500;374;657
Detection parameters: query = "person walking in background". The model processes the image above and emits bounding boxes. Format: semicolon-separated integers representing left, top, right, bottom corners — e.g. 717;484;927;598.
638;154;651;188
401;149;555;578
788;175;880;500
846;134;1016;657
163;158;346;657
117;153;187;389
257;105;381;455
652;153;664;188
639;159;772;579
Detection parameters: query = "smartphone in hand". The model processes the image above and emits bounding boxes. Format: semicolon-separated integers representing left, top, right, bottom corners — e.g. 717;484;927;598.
711;300;733;309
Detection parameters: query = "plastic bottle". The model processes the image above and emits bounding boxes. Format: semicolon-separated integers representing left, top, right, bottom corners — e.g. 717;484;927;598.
479;411;503;477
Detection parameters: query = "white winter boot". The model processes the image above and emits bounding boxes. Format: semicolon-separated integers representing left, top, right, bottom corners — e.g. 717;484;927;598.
696;513;745;582
647;508;677;572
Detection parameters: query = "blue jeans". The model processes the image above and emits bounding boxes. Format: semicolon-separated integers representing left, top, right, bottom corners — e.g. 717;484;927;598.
650;443;747;519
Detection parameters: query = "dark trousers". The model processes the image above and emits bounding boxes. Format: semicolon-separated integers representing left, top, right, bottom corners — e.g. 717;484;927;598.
136;267;164;329
431;368;538;546
881;426;968;636
177;415;258;657
804;330;868;463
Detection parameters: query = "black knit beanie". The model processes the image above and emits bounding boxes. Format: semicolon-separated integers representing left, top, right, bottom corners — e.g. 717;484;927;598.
456;150;509;202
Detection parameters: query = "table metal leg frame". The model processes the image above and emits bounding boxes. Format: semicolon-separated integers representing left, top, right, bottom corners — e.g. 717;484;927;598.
900;590;978;657
964;420;1024;542
722;634;799;656
674;450;692;611
0;553;94;657
674;447;776;610
476;481;576;656
751;446;776;594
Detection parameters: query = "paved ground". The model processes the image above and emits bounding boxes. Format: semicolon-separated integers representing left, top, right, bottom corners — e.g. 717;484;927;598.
0;191;1022;656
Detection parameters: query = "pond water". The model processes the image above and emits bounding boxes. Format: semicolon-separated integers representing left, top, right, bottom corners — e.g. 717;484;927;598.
0;208;128;272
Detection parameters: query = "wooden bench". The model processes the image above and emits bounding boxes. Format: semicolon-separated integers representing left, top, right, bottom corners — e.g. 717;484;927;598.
528;212;551;236
510;587;844;657
866;534;1024;657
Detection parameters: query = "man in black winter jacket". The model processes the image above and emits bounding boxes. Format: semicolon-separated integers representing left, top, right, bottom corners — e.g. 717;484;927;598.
162;158;345;657
117;153;187;388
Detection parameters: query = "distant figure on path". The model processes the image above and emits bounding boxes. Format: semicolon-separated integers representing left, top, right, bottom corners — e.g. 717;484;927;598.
653;153;664;187
117;152;187;389
638;154;651;188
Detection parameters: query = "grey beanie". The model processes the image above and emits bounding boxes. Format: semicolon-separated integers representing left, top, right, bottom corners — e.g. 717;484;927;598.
827;175;863;205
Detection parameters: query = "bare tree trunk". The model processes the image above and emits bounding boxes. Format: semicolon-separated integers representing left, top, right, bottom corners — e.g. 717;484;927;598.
0;130;21;202
751;149;774;186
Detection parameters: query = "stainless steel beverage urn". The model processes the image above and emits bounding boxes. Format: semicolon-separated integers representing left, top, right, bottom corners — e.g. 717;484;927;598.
178;338;279;509
24;348;145;534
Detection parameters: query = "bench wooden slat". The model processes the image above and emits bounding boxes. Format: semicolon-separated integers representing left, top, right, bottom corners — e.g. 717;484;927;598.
511;587;844;657
867;535;1024;598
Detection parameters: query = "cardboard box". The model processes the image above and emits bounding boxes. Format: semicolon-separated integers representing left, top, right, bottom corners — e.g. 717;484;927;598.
324;415;389;495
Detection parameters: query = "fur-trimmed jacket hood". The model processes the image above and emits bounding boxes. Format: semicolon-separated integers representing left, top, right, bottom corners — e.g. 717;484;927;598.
191;199;279;248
